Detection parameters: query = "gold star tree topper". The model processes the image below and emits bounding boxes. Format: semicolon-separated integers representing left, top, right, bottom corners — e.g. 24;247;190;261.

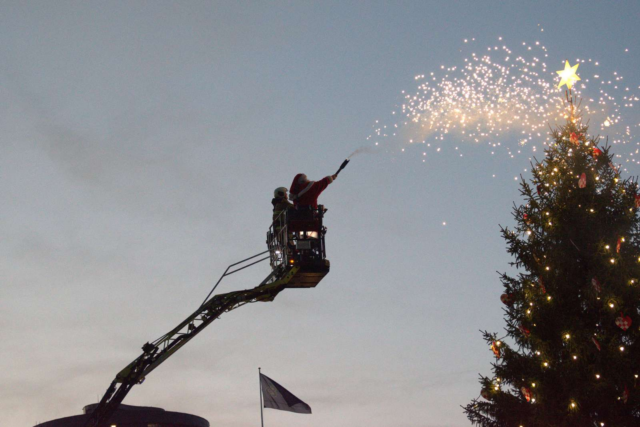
557;60;581;89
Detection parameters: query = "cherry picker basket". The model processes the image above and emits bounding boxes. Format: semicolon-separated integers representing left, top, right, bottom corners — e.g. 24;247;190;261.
266;205;330;288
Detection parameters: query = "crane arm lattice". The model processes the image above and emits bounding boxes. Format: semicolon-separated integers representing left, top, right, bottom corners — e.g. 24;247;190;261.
84;255;299;427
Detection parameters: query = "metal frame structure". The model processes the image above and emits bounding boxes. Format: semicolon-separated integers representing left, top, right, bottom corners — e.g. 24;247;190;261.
267;205;327;271
84;207;330;427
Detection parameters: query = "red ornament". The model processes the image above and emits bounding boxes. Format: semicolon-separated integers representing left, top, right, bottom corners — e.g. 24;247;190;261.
491;341;501;358
592;277;602;294
579;173;587;188
481;388;491;400
570;132;581;145
635;195;640;208
616;313;632;331
537;184;543;195
521;386;532;402
617;237;623;253
519;324;531;337
523;213;530;224
539;277;546;294
592;147;603;158
592;336;601;351
501;293;515;306
623;386;630;404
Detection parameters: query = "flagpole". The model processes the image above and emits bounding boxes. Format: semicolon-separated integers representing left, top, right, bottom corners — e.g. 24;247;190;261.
259;367;264;427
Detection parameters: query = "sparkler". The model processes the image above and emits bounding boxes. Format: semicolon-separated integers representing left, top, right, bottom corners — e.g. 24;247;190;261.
367;35;640;172
335;159;350;176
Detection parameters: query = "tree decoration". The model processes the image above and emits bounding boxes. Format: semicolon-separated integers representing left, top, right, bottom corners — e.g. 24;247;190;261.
622;386;629;404
556;60;581;89
615;313;632;331
501;293;515;306
491;341;501;358
481;388;491;401
570;132;581;145
592;147;603;158
464;102;640;426
579;172;587;188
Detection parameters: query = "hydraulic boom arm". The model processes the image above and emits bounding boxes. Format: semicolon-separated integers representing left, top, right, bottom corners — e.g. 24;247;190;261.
85;206;331;427
84;253;300;427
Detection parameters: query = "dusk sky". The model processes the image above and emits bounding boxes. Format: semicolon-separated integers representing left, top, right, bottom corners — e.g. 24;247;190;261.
2;2;640;427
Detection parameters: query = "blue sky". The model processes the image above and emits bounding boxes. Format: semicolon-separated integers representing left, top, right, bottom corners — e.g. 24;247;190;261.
2;2;640;426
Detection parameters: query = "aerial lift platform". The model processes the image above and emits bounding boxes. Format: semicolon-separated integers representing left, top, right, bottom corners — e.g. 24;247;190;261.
84;206;330;427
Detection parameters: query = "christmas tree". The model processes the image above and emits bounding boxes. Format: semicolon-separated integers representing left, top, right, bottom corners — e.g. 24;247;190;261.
464;100;640;426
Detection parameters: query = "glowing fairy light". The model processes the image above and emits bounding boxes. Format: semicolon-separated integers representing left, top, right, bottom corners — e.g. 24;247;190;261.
368;36;640;172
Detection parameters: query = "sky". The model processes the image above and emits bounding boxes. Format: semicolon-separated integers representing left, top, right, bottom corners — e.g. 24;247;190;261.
2;1;640;426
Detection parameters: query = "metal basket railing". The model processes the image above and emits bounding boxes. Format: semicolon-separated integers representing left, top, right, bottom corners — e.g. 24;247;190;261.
266;205;327;270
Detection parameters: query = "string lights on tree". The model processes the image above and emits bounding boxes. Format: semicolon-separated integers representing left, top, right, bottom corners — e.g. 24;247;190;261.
464;68;640;425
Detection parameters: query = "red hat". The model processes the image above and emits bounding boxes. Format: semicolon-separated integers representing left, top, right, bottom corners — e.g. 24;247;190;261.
290;174;304;195
290;173;313;201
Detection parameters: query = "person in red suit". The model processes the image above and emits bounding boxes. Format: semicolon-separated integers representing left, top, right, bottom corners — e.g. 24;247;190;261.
289;173;337;208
